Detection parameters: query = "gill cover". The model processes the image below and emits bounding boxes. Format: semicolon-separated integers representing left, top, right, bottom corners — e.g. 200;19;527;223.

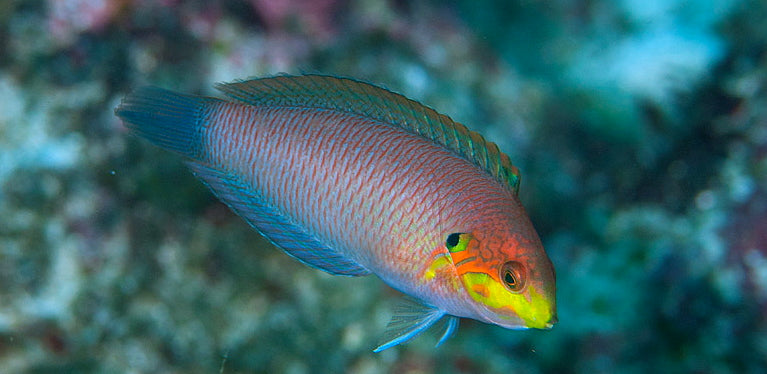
446;232;554;329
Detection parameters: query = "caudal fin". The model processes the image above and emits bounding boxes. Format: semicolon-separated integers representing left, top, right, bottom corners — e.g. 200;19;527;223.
115;86;210;159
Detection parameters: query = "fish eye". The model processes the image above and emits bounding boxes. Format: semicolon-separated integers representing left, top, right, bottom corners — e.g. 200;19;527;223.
500;261;526;293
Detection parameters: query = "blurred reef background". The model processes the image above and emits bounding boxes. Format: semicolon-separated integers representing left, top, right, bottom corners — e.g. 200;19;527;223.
1;0;766;373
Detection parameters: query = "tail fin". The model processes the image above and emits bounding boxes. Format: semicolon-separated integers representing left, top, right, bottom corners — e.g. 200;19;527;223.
115;86;209;158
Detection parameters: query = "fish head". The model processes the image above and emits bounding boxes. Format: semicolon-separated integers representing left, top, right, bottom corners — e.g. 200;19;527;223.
445;229;557;330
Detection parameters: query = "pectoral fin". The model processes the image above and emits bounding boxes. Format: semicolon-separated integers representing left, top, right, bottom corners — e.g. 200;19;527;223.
373;297;459;352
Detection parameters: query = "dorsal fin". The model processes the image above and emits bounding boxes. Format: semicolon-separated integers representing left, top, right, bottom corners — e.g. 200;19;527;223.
214;75;521;194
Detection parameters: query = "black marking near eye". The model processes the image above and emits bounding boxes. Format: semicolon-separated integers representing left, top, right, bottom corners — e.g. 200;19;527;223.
446;233;462;249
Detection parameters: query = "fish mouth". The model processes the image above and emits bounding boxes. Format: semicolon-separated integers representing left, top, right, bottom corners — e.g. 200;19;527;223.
545;314;558;328
474;307;527;329
475;305;557;330
525;312;557;329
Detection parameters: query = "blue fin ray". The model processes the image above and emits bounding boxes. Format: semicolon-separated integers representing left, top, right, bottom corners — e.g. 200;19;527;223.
186;161;370;276
436;315;460;347
373;297;455;352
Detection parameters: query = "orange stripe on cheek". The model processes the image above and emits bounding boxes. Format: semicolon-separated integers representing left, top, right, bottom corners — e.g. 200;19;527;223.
456;262;485;276
471;284;489;298
450;249;474;264
454;257;501;283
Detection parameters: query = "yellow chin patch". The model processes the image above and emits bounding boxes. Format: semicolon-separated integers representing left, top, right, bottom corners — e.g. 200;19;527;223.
422;254;452;282
462;272;553;329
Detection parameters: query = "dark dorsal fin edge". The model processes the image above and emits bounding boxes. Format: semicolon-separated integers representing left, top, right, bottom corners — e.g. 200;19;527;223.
214;74;521;195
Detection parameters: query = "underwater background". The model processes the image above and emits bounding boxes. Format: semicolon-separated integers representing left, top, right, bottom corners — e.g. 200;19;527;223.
0;0;765;373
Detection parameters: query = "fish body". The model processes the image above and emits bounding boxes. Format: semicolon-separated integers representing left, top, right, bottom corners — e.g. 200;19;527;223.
115;75;556;350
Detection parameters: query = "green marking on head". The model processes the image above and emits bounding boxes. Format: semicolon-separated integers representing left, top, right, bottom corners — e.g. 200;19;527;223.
445;232;471;253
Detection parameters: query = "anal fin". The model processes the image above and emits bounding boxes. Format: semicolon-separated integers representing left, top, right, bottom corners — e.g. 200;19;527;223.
186;161;370;276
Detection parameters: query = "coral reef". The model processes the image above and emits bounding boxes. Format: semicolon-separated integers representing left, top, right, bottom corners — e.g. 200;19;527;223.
0;0;765;372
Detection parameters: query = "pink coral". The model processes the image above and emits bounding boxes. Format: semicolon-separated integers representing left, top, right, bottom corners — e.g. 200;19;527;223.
250;0;339;42
47;0;122;46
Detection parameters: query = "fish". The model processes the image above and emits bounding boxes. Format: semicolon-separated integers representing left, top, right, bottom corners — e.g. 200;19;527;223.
114;74;557;351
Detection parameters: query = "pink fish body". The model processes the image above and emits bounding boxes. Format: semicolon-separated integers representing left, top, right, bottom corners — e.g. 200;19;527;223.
115;75;556;351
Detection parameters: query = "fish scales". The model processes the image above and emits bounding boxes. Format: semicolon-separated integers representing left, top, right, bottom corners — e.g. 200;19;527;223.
204;104;477;277
115;75;556;351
